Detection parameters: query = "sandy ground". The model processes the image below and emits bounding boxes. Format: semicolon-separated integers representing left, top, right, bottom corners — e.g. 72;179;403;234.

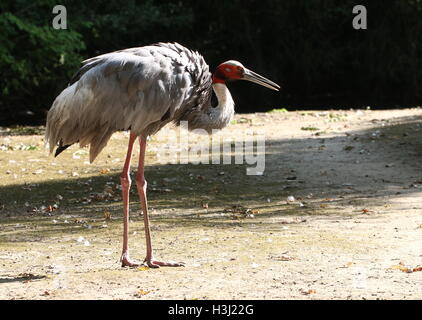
0;108;421;300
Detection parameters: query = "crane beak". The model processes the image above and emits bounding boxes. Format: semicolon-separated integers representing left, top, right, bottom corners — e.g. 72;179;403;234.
242;69;280;91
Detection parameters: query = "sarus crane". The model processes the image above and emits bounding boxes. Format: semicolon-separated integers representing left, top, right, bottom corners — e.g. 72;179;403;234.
45;42;280;268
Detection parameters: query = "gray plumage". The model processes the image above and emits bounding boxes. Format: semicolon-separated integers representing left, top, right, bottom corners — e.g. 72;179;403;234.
45;42;233;163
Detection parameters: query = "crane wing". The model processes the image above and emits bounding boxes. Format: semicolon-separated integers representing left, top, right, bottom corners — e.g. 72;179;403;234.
46;43;209;162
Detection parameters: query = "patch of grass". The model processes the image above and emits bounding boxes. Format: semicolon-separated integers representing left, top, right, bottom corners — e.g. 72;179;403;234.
328;112;348;122
301;126;320;131
268;108;288;113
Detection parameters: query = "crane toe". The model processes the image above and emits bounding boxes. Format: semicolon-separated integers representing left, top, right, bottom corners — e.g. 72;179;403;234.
144;258;185;268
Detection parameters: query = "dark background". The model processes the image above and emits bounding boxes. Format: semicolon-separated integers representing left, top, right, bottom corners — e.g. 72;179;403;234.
0;0;421;125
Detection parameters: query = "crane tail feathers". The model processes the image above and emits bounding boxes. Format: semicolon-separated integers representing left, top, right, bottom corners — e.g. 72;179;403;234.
45;81;117;163
54;143;72;157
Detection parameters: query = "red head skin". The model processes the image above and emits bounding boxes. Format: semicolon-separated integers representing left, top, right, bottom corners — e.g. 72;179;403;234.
212;63;245;84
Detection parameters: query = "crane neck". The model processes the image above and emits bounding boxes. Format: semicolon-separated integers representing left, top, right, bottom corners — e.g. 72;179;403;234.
204;82;234;130
178;82;234;132
212;82;234;112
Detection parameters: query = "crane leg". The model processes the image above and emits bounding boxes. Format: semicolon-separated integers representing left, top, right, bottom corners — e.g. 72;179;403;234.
136;135;184;268
120;133;141;267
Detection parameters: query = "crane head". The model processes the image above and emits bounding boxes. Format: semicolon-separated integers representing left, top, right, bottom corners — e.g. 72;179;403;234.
212;60;280;91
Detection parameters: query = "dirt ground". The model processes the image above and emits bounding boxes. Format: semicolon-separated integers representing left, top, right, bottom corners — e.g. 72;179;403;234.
0;108;421;300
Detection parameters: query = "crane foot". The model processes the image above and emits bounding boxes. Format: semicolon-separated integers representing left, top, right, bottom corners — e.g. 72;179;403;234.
143;258;185;268
120;252;142;267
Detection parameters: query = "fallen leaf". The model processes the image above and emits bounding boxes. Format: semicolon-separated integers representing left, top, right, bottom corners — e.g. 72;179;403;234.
135;289;150;296
271;255;295;261
300;289;316;295
137;266;150;271
45;205;58;213
388;262;413;273
104;211;112;221
412;266;422;272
